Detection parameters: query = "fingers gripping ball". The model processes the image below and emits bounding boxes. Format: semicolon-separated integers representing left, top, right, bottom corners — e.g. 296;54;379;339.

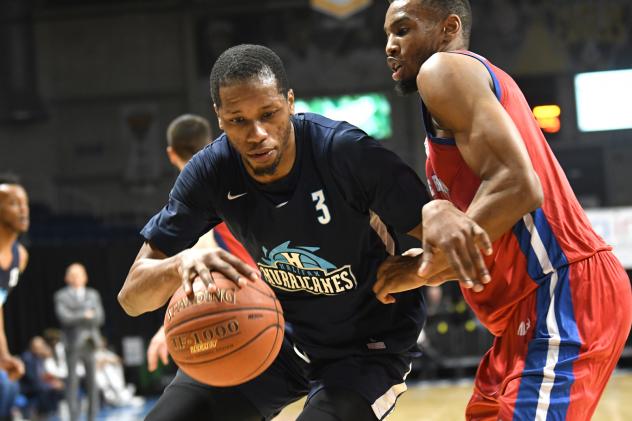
163;272;284;386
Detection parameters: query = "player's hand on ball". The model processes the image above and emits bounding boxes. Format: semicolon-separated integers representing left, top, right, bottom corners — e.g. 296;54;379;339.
147;326;169;372
177;247;259;296
0;355;24;381
419;200;492;292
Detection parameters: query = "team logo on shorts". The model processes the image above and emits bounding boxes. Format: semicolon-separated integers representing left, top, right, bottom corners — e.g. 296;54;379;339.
258;241;357;296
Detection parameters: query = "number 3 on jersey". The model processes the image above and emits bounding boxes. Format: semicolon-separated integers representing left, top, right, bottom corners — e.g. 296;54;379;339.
311;189;331;225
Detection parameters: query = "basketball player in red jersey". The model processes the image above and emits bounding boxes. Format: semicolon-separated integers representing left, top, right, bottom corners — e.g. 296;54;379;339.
0;174;29;383
146;114;256;372
375;1;632;419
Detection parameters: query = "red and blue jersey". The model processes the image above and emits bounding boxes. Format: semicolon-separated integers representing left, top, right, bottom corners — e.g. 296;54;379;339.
423;51;611;336
213;222;257;269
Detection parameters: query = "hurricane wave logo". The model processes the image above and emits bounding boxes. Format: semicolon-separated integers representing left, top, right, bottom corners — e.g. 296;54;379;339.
258;241;357;296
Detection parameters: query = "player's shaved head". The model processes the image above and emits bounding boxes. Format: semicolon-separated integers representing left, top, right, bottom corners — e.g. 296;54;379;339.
210;44;290;108
417;0;471;46
0;172;29;233
391;0;472;47
0;173;22;187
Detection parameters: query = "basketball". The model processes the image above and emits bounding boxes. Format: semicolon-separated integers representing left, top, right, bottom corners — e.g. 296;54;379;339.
163;272;284;386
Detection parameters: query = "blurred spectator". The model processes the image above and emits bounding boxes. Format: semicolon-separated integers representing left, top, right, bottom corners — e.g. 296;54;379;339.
0;371;17;421
19;336;63;420
42;328;70;381
54;263;104;421
95;338;144;408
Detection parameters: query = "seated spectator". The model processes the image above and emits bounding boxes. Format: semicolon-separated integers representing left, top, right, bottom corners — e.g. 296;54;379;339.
20;336;64;420
95;339;143;407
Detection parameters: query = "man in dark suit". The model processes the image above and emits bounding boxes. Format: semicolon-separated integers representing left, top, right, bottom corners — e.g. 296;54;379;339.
54;263;104;421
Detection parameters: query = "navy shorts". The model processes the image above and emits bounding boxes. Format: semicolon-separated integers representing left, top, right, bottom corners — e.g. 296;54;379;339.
161;336;414;420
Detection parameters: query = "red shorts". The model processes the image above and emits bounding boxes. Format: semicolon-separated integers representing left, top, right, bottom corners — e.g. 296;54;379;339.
467;251;631;421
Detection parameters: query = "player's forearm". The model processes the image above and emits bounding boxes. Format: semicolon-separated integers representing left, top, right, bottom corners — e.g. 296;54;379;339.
467;168;543;242
118;254;182;317
0;309;10;359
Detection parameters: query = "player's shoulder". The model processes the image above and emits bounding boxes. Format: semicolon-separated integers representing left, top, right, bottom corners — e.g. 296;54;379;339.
17;243;28;272
419;52;470;84
419;51;494;101
184;134;235;181
192;134;231;165
299;113;369;149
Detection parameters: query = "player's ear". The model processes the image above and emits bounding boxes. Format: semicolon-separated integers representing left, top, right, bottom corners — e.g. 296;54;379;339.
442;14;461;41
287;89;295;114
166;146;179;166
213;103;224;130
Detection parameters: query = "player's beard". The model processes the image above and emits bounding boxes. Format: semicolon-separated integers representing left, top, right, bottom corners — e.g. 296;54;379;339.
395;77;419;96
251;151;283;176
250;118;292;177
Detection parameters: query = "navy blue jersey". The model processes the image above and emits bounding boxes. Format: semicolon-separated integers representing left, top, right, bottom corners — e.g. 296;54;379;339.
0;241;20;306
142;113;430;358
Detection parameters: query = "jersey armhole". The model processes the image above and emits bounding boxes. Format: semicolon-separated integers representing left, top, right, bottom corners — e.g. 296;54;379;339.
449;50;504;103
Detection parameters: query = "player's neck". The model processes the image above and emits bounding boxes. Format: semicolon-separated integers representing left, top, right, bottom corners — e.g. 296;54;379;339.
0;227;18;266
0;226;18;254
441;39;468;53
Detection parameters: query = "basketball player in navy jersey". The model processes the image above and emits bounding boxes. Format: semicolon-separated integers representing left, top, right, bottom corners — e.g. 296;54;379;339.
0;174;29;421
118;44;488;420
0;175;29;381
146;114;257;372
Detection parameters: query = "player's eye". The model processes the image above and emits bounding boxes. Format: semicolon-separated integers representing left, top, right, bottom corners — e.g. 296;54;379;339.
230;117;246;125
397;27;409;36
262;110;277;120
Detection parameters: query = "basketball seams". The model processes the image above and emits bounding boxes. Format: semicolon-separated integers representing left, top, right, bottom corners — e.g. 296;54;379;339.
164;306;282;335
233;323;284;385
231;306;285;384
179;323;284;366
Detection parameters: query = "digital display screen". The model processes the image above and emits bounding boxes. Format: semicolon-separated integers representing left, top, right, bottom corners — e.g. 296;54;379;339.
575;69;632;132
295;93;392;140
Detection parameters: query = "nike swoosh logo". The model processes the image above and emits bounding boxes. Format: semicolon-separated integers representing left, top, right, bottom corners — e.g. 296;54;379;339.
227;191;248;200
275;201;289;208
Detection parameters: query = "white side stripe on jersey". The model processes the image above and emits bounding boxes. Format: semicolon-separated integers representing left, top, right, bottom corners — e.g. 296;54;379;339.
369;211;395;256
523;213;561;420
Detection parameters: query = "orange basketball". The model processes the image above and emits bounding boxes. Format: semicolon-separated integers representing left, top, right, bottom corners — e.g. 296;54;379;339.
163;272;284;386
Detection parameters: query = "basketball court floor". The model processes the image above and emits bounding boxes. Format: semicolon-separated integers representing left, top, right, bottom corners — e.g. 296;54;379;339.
40;370;632;420
274;371;632;420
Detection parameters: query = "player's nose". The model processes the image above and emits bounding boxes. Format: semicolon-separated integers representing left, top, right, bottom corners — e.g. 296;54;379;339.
385;35;399;56
249;121;268;143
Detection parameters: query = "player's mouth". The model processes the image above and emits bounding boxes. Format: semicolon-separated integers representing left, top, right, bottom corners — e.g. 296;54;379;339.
247;148;275;163
387;57;403;81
